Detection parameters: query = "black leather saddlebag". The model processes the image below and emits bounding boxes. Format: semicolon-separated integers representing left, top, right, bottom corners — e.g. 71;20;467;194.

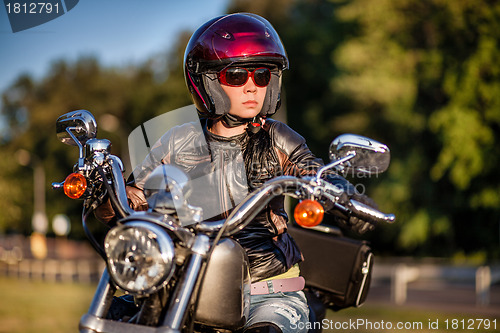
288;224;373;310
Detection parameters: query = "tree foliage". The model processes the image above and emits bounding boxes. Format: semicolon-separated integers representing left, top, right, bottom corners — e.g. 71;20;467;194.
0;34;191;237
229;0;500;259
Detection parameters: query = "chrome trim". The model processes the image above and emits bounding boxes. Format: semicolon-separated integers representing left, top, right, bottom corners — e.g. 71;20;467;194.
66;126;86;169
315;153;356;181
79;313;179;333
307;224;343;236
107;155;135;217
350;199;396;223
220;176;314;236
86;268;116;318
195;176;315;235
329;134;390;175
119;212;194;246
194;219;224;233
356;252;373;307
105;221;176;295
51;181;64;190
162;235;210;330
56;110;97;146
86;138;112;158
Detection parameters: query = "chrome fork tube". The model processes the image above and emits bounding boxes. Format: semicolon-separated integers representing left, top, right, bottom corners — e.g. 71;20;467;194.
86;268;116;318
162;235;210;330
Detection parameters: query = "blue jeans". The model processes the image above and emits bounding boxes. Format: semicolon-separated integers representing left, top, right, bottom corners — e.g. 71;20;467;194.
245;291;310;333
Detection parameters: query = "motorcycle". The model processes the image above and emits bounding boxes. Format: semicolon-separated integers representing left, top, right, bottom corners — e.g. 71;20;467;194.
52;107;395;333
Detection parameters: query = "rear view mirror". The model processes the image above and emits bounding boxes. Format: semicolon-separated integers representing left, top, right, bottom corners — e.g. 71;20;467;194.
56;110;97;147
329;134;390;175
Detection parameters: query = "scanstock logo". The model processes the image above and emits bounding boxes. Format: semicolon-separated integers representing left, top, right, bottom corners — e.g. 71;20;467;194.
4;0;79;33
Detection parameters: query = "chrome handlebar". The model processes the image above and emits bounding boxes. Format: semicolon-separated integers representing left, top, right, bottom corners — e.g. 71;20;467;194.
106;155;135;217
196;177;314;236
86;153;395;234
349;199;396;224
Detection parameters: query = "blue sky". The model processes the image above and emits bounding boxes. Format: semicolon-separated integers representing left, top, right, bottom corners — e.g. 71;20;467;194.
0;0;230;94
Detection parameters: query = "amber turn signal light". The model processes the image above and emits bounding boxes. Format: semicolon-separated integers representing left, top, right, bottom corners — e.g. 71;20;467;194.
294;199;324;227
63;173;87;199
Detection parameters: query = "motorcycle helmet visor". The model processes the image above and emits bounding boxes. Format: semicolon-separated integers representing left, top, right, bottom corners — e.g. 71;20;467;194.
218;67;271;87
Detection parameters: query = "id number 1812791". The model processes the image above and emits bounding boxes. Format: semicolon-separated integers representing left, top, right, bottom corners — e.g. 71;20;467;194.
5;2;60;14
444;319;497;330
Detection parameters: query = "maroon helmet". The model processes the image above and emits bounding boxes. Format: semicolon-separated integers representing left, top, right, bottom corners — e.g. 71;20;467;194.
184;13;289;119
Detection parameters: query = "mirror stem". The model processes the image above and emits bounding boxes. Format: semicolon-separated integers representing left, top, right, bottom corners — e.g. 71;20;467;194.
316;153;356;181
66;126;86;169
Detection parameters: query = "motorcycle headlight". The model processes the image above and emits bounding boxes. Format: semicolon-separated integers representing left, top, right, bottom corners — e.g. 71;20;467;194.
104;222;175;295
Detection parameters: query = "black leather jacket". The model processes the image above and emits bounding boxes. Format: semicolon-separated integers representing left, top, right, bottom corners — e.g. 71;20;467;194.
129;118;328;282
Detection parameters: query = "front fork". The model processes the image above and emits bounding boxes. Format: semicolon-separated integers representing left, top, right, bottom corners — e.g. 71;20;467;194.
79;268;118;333
79;234;210;333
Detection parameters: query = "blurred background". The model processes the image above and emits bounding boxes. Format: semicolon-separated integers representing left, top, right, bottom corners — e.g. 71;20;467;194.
1;0;499;332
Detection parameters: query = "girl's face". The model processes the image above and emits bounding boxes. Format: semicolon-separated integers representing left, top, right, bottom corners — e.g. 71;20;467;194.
220;69;268;119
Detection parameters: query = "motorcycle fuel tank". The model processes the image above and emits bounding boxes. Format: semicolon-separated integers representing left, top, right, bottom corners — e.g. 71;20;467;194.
195;238;251;330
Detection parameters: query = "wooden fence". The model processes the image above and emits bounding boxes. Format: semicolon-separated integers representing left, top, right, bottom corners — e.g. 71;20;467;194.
373;262;500;307
0;259;106;284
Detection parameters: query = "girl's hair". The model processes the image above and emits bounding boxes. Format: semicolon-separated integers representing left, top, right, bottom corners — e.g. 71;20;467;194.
243;128;278;190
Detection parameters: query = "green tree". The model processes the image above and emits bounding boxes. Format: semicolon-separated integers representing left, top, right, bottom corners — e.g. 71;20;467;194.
229;0;500;259
332;0;500;259
0;33;192;237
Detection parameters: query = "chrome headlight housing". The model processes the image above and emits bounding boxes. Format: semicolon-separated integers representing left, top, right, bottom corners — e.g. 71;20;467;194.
104;221;175;295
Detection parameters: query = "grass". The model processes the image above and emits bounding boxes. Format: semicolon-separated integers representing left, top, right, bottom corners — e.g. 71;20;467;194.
0;277;95;333
0;277;498;333
324;305;500;333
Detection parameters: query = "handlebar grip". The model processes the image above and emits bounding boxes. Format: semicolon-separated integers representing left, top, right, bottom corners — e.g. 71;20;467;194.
349;199;396;224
